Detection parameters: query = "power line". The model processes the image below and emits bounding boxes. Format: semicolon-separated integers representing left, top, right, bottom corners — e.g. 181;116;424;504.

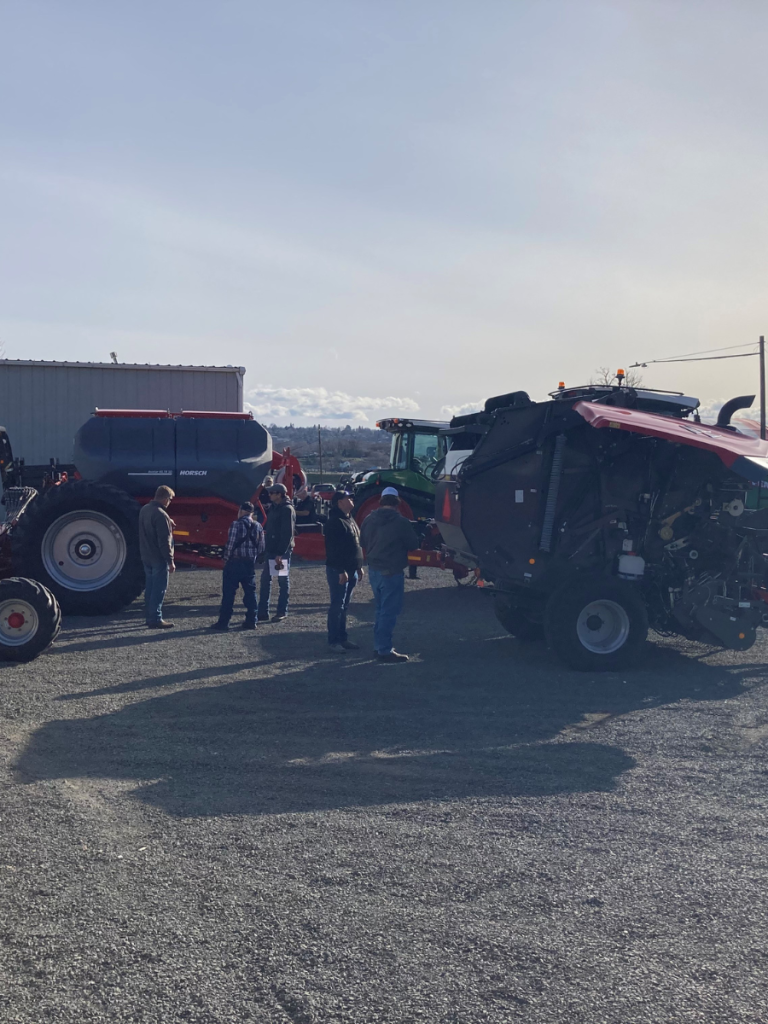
630;334;767;441
631;351;759;367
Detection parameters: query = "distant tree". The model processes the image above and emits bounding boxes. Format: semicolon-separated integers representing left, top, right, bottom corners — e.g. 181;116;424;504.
591;366;644;388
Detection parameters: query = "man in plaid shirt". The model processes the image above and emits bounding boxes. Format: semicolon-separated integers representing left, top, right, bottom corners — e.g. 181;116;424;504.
211;502;265;631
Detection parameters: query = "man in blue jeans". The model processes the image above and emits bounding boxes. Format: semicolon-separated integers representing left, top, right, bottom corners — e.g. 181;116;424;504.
257;483;296;622
211;502;265;631
359;487;419;662
324;489;364;652
138;485;176;629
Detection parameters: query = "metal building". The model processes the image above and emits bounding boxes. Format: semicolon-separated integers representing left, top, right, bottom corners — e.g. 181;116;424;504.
0;360;245;466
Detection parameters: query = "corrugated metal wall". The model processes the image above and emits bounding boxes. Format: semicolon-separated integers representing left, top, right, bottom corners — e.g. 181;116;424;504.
0;361;244;464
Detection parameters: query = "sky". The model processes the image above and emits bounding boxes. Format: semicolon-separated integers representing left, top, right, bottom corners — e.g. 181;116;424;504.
2;0;768;424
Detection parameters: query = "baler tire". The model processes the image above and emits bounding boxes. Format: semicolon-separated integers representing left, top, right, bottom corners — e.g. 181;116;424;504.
11;481;144;616
544;576;648;671
0;577;61;662
493;594;542;641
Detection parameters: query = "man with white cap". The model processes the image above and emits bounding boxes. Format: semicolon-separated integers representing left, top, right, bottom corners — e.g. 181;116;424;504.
359;487;419;662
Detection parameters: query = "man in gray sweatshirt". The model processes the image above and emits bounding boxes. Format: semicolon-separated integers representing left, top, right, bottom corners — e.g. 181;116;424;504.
359;487;419;662
138;485;176;628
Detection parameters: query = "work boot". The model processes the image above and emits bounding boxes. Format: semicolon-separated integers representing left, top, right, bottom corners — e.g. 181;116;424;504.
341;641;360;650
271;613;287;622
148;620;174;629
240;621;257;630
209;621;229;631
328;643;347;653
257;614;270;623
377;650;409;663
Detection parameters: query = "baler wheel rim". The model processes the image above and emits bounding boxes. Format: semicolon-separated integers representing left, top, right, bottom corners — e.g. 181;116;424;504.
575;599;630;654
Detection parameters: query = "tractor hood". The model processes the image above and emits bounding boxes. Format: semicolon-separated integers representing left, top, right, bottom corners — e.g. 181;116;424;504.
575;402;768;483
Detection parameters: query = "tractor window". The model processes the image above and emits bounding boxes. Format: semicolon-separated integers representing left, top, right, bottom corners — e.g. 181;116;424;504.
391;433;410;470
411;433;442;474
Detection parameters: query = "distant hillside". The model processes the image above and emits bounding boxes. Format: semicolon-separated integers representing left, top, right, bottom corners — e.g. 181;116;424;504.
266;424;391;474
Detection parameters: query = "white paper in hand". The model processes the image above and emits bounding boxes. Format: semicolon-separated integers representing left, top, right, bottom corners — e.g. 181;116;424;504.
269;558;289;577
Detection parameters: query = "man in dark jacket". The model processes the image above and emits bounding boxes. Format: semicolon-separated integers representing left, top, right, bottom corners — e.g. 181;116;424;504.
257;483;296;622
211;502;265;631
138;485;176;629
324;489;364;652
359;487;419;662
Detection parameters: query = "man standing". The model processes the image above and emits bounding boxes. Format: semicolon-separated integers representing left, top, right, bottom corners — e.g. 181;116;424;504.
257;482;296;622
294;486;320;524
138;485;176;629
324;489;364;652
211;502;265;631
359;487;419;662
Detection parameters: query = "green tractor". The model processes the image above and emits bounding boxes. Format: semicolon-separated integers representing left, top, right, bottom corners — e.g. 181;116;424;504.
351;418;449;525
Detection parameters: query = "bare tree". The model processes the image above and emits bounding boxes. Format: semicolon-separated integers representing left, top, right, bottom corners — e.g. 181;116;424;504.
591;366;644;388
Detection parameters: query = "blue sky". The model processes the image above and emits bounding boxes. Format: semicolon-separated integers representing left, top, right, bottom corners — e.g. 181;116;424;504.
2;1;768;423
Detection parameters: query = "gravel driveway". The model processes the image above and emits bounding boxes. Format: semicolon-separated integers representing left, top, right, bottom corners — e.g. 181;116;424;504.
1;565;767;1023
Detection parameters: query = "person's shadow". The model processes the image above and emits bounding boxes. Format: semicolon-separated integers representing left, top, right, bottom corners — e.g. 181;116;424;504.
15;589;763;818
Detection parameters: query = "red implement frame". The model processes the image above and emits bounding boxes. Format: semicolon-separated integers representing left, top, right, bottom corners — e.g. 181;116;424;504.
575;402;768;480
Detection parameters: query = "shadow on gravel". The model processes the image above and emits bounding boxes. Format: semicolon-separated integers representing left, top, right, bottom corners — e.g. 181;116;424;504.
49;626;217;656
16;584;768;816
17;653;766;820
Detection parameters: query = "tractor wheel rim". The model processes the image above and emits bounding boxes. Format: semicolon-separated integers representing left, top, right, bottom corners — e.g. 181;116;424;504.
576;599;630;654
0;599;39;646
42;511;127;591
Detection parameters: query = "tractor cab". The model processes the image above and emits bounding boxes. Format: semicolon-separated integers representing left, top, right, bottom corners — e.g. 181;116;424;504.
379;418;449;480
351;418;449;523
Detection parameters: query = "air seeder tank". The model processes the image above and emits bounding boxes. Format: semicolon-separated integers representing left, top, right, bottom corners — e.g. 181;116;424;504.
73;410;272;504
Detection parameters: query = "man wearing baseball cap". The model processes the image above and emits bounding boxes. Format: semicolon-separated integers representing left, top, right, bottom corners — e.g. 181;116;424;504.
211;501;265;630
257;482;296;622
324;488;364;652
359;487;419;662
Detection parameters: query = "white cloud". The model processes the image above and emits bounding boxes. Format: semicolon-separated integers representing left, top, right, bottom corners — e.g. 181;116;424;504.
245;386;419;424
440;400;484;419
697;397;762;436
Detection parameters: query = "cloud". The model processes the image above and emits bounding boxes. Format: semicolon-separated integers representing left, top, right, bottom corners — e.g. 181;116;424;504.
245;386;419;424
440;401;484;419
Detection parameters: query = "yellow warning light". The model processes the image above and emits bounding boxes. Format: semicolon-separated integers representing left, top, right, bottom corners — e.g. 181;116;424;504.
558;381;565;389
529;558;536;564
617;368;625;376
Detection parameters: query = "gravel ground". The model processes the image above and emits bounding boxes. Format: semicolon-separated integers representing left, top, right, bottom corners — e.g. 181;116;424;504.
1;564;768;1023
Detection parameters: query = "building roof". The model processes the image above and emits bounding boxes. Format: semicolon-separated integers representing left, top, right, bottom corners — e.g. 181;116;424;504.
0;360;245;373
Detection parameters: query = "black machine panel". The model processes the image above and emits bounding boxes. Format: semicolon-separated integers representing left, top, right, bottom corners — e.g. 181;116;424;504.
73;414;272;504
175;416;271;504
74;415;176;495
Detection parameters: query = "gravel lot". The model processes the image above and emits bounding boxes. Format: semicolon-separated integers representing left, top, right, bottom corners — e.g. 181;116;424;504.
1;564;768;1023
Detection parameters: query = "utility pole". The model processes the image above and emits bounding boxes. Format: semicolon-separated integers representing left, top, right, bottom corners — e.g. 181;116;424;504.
318;425;323;485
760;336;766;440
631;336;768;440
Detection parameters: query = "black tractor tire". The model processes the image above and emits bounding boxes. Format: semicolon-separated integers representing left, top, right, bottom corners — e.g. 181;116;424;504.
544;575;648;672
12;481;144;615
0;577;61;662
493;593;543;642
